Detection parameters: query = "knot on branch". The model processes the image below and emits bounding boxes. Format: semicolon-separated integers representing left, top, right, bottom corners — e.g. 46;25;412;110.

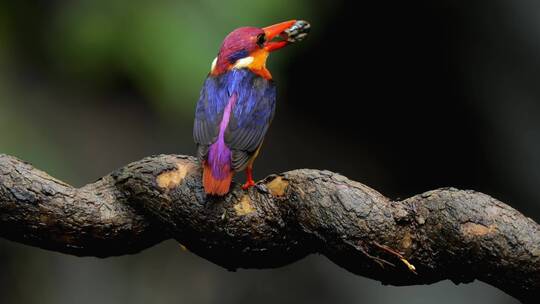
0;154;539;303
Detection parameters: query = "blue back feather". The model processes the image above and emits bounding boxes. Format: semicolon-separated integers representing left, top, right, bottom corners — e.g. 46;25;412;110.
193;69;276;171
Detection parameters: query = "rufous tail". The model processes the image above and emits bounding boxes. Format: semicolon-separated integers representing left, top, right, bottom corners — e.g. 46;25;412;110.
203;162;233;196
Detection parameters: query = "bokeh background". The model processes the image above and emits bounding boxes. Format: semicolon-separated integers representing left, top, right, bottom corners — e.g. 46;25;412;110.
1;0;539;303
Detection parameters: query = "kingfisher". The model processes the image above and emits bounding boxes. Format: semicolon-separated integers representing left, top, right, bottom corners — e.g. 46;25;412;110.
193;20;310;196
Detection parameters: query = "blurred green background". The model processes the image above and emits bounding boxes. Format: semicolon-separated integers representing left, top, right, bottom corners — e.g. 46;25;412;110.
0;0;327;178
2;0;539;303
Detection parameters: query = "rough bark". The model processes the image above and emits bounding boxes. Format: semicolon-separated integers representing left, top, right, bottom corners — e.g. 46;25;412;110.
0;153;538;302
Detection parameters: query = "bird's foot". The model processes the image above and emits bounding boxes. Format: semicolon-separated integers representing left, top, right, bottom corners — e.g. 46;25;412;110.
242;179;256;190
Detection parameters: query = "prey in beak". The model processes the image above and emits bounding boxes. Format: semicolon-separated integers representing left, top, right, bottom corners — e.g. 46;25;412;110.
263;20;311;52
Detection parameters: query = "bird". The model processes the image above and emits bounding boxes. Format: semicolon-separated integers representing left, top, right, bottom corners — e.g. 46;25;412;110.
193;20;310;196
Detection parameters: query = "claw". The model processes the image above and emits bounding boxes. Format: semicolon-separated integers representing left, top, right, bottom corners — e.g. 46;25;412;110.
242;166;256;190
242;180;256;190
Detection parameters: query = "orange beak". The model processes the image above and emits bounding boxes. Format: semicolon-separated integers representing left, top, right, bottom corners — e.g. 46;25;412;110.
262;20;297;52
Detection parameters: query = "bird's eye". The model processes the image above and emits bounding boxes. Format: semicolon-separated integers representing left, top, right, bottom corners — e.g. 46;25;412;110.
256;34;266;48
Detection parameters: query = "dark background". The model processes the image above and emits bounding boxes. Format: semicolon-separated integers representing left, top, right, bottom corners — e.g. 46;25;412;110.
1;0;539;303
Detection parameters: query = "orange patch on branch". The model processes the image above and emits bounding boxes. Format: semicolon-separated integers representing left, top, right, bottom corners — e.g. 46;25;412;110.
401;231;413;250
266;176;288;197
234;195;255;216
157;163;188;189
461;222;495;237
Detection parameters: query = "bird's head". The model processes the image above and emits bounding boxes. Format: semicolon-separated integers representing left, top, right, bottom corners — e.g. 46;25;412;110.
211;20;310;79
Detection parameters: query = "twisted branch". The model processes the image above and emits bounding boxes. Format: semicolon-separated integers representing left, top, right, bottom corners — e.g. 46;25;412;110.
0;154;538;302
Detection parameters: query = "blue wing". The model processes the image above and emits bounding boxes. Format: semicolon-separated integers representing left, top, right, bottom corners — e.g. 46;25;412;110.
193;69;276;171
193;75;229;161
224;70;276;171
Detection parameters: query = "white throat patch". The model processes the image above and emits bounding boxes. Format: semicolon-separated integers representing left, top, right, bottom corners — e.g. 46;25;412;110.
210;56;254;72
233;56;254;69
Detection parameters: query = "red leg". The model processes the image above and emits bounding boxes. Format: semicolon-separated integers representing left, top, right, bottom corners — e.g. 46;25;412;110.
242;166;255;190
